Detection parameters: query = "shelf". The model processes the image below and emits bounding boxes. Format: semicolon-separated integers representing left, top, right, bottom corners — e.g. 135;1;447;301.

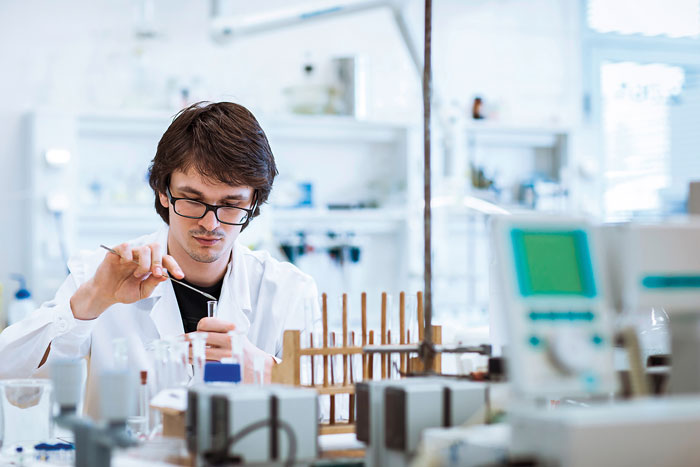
465;122;568;147
269;208;408;234
261;115;408;143
50;108;409;144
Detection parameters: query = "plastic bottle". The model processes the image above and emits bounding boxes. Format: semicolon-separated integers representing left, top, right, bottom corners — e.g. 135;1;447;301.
8;275;36;326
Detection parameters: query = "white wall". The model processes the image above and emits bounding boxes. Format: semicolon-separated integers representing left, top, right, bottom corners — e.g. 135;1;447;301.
0;0;582;316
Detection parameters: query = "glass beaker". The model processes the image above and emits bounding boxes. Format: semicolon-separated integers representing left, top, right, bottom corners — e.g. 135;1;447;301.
0;379;53;449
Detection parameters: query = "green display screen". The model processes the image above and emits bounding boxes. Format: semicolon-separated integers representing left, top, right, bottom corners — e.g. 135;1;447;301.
511;229;596;297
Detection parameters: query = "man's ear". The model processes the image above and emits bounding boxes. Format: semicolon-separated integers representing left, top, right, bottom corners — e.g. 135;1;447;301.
158;191;169;208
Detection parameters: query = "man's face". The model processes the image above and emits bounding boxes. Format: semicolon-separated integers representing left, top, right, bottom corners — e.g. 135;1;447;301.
159;168;254;264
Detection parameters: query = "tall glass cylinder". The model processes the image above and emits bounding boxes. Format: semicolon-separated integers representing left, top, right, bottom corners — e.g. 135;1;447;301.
190;332;208;384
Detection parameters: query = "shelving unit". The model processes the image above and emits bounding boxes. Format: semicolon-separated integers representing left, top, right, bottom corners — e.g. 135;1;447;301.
427;122;571;345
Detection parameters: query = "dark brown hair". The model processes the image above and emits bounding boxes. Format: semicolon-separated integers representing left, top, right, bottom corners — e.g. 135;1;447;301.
148;101;277;228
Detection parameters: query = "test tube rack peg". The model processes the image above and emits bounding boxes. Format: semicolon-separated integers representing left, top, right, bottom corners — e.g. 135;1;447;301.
271;291;442;436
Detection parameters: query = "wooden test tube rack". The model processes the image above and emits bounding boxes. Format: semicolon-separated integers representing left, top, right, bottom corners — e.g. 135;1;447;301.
271;291;442;436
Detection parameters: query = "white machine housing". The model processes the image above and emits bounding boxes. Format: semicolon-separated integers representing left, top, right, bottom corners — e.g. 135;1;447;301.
491;215;616;397
603;220;700;314
510;397;700;467
356;378;487;467
603;220;700;393
186;384;318;464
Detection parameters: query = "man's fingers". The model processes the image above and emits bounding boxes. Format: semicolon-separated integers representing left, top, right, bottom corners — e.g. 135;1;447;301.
134;246;152;278
140;274;167;298
205;332;233;349
185;329;234;349
205;348;231;361
113;243;133;263
162;255;184;279
149;243;163;277
196;317;235;334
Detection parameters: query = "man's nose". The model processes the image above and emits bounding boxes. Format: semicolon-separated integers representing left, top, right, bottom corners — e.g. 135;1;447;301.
198;210;220;232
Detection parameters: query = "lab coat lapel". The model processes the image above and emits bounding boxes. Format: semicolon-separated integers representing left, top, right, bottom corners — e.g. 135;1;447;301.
148;227;185;339
217;241;252;334
148;280;185;338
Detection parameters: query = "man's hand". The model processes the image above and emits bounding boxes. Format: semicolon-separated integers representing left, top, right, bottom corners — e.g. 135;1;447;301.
70;242;184;320
188;317;275;383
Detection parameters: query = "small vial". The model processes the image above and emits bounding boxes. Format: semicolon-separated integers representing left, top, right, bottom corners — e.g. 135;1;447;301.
190;332;208;384
127;371;149;440
207;300;217;318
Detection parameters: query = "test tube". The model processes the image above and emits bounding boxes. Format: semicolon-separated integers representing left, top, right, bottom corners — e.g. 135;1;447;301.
207;300;217;318
151;339;170;391
190;332;208;384
127;371;149;439
227;330;245;378
253;355;265;386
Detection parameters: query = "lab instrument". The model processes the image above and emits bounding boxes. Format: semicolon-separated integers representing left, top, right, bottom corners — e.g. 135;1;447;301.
186;384;317;465
50;359;136;467
603;221;700;394
207;300;217;318
356;377;487;467
500;218;700;467
490;215;616;398
100;245;217;301
510;397;700;467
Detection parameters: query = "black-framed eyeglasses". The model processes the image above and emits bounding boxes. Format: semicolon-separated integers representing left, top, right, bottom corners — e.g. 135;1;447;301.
166;187;255;226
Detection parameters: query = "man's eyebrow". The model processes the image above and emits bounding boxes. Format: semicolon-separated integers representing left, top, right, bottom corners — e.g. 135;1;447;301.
175;185;249;201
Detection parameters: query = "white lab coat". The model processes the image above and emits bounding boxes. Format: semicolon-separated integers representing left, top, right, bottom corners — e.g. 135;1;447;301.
0;227;318;418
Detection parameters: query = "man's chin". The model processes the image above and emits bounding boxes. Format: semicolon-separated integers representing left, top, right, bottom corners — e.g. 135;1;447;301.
186;245;224;264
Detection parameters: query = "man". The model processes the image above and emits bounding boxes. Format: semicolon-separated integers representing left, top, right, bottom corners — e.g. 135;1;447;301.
0;102;318;417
